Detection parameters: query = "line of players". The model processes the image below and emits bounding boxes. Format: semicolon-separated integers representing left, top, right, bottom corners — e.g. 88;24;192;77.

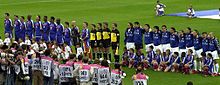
3;13;120;63
123;22;220;76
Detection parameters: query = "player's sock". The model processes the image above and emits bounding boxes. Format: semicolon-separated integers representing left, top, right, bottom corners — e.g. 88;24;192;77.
103;52;107;60
97;52;100;59
114;55;119;63
92;52;96;60
199;61;202;71
108;53;111;61
193;60;197;71
215;63;219;73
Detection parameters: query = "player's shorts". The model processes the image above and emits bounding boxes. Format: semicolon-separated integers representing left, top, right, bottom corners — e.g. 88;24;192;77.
103;39;110;48
96;40;103;48
145;43;154;52
195;49;203;58
186;46;195;55
154;45;162;52
111;42;118;50
90;40;96;48
135;43;143;50
161;44;171;52
158;10;164;16
126;42;135;50
171;47;179;53
207;50;219;60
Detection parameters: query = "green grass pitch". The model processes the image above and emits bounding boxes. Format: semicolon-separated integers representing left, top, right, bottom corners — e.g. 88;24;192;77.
0;0;220;85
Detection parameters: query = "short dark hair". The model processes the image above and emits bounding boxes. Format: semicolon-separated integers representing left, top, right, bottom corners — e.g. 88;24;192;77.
187;81;193;85
171;27;176;32
5;13;10;16
21;16;25;19
51;16;55;21
44;49;51;56
103;22;108;26
69;54;76;59
84;22;88;26
101;60;109;67
194;30;199;35
65;22;69;26
174;52;179;56
149;45;154;50
162;25;167;28
201;52;206;57
113;23;117;27
91;24;96;28
134;22;140;25
207;53;213;58
97;23;102;27
145;24;150;28
202;32;207;35
83;57;89;63
37;15;41;19
154;26;160;30
14;15;18;18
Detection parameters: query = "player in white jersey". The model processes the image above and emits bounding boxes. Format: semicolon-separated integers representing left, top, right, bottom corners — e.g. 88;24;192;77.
110;63;126;85
187;5;195;18
132;66;149;85
79;58;92;85
155;0;166;16
90;59;101;85
98;60;110;85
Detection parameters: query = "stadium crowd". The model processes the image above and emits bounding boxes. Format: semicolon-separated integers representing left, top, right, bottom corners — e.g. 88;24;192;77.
1;12;220;85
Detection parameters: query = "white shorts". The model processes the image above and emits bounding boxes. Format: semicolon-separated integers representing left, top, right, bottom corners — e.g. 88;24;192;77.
195;49;203;58
186;47;195;55
126;42;135;50
145;43;154;52
179;49;187;55
207;50;219;60
154;45;162;52
161;44;171;52
171;47;179;53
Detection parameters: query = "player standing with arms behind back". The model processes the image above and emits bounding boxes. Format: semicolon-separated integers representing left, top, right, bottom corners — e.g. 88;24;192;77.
111;23;120;63
102;22;111;62
4;13;13;38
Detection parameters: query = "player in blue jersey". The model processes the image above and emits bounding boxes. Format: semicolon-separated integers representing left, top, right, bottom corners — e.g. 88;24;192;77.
81;22;92;59
159;49;172;72
185;27;195;55
161;25;170;52
42;16;50;42
203;53;214;77
4;13;13;38
26;15;34;39
34;15;42;42
192;30;203;72
133;22;144;51
187;5;195;18
178;30;187;55
56;18;64;45
152;49;162;71
202;32;209;53
49;16;57;42
182;49;194;74
14;15;21;41
20;16;26;41
64;22;71;46
207;32;219;75
169;27;179;53
153;26;162;52
125;22;135;50
170;52;181;72
143;24;153;52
